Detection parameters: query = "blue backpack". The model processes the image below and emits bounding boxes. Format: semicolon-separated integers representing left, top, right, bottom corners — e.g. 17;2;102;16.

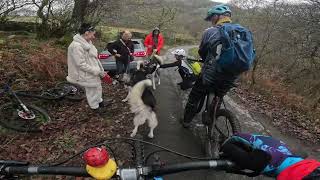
217;23;255;75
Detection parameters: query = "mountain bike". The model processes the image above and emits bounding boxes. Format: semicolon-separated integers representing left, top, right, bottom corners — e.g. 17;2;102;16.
0;74;51;132
186;57;241;158
0;136;245;180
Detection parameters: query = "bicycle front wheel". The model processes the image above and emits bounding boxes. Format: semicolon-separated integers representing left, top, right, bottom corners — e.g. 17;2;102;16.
55;82;85;101
205;109;241;158
0;103;51;132
15;88;69;100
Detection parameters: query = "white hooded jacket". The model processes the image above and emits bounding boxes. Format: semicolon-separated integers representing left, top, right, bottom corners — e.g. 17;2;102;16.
66;34;104;87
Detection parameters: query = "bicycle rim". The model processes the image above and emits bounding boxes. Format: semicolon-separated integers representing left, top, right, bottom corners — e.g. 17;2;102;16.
0;103;50;132
41;88;70;100
56;82;85;101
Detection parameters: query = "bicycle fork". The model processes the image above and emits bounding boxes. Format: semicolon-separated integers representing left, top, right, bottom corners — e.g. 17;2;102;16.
202;95;221;125
204;95;223;158
9;87;33;116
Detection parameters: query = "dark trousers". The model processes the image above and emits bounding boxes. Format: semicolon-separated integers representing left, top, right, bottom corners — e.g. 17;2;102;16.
178;68;196;90
183;76;233;123
116;60;129;75
183;77;208;123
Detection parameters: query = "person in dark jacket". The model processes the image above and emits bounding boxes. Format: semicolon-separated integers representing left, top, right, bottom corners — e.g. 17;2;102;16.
160;49;196;90
182;4;239;128
107;30;134;77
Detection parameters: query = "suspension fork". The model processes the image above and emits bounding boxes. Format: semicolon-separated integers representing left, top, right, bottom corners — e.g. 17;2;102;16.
207;94;222;123
7;85;31;113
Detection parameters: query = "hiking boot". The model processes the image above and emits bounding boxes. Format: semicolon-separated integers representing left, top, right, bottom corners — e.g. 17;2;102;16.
92;107;107;114
180;119;191;129
99;99;114;108
182;122;191;128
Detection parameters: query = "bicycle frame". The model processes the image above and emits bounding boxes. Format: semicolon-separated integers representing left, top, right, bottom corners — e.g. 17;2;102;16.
202;91;233;159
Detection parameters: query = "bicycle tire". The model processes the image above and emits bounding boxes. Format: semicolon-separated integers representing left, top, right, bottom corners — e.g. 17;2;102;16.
205;109;241;158
133;134;144;167
15;87;69;100
0;102;51;132
55;82;85;101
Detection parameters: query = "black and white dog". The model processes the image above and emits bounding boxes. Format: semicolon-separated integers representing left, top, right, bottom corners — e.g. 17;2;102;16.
123;56;163;138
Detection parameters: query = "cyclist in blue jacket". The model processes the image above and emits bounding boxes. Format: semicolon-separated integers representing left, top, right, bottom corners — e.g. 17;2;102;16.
182;4;238;128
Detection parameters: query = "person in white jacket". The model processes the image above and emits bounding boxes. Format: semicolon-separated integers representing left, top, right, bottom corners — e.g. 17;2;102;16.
67;23;111;111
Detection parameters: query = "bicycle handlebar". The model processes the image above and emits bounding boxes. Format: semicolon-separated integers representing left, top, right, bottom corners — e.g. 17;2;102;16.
4;166;89;177
1;160;235;179
144;160;235;177
186;57;203;63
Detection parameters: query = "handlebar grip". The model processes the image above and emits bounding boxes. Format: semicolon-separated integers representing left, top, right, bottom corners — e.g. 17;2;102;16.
147;160;234;177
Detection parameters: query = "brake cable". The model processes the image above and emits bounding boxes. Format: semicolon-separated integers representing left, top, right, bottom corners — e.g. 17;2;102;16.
43;137;217;167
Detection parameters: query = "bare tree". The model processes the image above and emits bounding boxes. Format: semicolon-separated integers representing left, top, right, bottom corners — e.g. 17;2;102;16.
31;0;56;38
70;0;89;30
0;0;33;23
230;0;286;85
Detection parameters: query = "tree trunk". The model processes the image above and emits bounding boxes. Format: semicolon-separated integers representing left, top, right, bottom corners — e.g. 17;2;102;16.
250;59;258;87
35;0;50;39
71;0;89;31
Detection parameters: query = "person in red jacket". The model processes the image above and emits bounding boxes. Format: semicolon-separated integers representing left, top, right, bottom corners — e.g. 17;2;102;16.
144;27;164;56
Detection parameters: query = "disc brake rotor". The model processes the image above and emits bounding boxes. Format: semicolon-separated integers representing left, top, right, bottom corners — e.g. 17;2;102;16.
17;109;36;120
69;86;78;95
